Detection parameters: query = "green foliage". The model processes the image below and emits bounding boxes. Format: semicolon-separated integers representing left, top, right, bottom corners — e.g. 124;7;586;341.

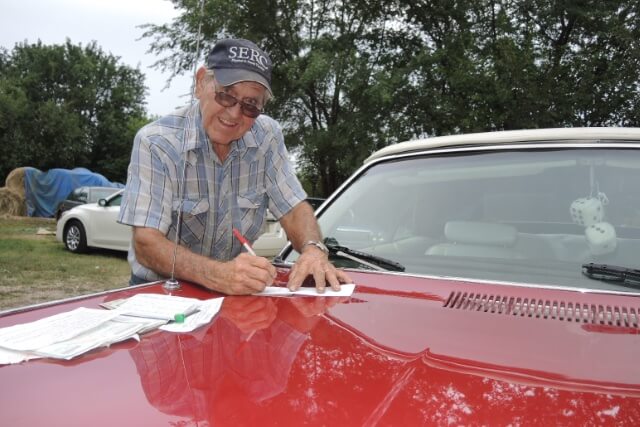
0;40;150;183
142;0;640;196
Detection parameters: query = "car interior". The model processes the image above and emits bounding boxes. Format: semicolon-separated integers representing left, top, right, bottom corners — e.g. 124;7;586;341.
310;147;640;288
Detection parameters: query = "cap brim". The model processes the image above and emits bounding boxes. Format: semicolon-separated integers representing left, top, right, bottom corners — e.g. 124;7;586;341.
214;69;273;96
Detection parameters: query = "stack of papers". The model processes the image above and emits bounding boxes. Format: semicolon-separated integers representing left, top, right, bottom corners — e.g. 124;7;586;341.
0;294;225;364
0;307;154;364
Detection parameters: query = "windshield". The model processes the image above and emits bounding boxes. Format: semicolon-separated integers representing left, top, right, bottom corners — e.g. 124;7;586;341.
286;147;640;293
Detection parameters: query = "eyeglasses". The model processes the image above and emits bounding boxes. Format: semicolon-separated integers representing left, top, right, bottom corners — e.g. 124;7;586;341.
213;87;263;119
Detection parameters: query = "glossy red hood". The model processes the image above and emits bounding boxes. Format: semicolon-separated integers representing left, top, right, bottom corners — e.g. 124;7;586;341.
1;270;639;426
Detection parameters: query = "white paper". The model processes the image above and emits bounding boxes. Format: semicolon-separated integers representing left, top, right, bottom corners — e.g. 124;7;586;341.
0;347;41;365
111;315;168;335
0;307;121;352
255;283;356;297
35;320;144;360
115;293;202;321
160;297;225;333
0;294;221;364
0;308;156;363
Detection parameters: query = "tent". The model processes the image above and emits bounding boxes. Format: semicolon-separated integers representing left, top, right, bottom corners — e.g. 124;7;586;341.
23;167;124;217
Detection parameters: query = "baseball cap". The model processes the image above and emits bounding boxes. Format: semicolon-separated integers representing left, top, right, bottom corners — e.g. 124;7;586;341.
207;38;273;95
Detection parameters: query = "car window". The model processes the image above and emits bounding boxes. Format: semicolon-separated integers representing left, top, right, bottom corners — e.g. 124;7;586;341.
90;188;118;202
70;188;88;202
288;147;640;292
109;194;123;207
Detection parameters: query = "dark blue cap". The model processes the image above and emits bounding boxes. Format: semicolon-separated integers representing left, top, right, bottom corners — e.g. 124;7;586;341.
207;38;273;95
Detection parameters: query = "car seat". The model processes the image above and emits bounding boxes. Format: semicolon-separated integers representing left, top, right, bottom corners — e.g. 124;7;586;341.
426;221;523;259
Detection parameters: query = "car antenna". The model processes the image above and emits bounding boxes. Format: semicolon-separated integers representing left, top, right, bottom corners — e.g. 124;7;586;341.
164;0;206;291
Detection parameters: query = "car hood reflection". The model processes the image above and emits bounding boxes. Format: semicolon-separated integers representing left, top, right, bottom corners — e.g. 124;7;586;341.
127;287;640;425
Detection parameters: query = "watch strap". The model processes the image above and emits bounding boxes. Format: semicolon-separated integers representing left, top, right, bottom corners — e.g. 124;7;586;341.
302;240;329;255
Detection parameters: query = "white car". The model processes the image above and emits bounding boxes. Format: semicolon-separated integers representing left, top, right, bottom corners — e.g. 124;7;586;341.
252;210;287;257
56;189;131;253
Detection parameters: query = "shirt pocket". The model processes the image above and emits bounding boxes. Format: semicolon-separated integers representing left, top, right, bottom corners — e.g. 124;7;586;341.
237;191;263;209
171;198;209;245
236;191;267;241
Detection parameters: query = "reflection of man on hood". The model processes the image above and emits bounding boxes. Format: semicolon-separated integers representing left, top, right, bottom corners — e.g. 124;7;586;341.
128;297;310;423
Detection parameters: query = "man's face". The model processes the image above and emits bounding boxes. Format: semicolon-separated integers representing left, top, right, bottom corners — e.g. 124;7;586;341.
196;69;266;155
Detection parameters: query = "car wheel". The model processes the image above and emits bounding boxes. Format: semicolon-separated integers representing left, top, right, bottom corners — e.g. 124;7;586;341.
64;220;88;253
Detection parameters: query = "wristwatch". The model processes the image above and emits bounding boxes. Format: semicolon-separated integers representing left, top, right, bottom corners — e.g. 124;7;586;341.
302;240;329;255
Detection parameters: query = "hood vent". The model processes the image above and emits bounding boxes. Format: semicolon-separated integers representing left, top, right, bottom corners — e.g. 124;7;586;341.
444;291;639;328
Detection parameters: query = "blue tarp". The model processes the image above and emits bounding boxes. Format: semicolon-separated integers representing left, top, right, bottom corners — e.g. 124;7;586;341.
23;167;124;217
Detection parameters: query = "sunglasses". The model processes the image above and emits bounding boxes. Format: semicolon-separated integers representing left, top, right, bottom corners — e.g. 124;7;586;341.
212;86;263;119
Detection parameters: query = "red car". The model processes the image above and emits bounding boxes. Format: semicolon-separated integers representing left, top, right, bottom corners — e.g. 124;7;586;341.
1;128;639;425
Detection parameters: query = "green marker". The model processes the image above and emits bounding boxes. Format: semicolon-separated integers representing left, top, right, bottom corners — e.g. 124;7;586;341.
174;313;185;323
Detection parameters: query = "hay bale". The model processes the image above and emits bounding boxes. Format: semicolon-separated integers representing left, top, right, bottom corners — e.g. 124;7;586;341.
5;167;25;199
0;187;26;216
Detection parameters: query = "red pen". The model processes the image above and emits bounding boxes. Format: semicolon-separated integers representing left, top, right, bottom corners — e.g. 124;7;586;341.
233;228;257;256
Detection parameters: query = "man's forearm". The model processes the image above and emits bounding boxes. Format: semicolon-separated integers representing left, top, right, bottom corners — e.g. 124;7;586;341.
279;201;323;252
132;227;275;295
133;227;223;290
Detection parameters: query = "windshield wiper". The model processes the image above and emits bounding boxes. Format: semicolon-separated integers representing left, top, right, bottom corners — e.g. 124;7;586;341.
582;263;640;289
324;237;405;272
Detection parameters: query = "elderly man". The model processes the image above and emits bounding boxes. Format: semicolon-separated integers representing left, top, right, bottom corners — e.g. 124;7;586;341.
119;38;350;294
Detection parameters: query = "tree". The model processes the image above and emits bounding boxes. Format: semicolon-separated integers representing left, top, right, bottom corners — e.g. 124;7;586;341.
141;0;640;195
397;0;640;132
143;0;407;196
0;40;149;182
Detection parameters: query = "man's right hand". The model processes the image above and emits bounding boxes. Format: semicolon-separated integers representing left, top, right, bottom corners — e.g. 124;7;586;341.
211;253;277;294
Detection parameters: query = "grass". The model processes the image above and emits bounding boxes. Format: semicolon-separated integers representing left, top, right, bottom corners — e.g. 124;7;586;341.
0;215;130;311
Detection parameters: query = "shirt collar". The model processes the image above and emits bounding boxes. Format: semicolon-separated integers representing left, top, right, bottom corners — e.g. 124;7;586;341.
180;102;207;154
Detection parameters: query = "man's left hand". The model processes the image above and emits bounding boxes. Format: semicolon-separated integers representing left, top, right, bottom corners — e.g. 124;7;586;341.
286;246;352;293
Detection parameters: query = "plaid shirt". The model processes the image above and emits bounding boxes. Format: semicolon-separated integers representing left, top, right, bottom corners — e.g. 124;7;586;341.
118;102;306;281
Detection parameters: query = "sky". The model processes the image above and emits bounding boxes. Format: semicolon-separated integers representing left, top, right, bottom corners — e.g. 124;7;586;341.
1;0;195;116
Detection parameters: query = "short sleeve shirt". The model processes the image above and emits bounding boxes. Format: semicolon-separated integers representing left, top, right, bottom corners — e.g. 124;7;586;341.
118;102;307;281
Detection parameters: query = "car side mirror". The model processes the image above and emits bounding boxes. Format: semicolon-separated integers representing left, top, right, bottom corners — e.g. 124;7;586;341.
98;199;107;207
